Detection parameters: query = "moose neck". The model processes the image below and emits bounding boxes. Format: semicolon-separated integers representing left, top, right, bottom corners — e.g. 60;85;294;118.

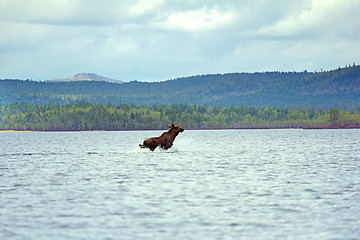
167;128;180;140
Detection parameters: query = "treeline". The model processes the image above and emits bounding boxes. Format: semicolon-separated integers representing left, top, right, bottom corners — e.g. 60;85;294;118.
1;65;360;109
1;102;359;131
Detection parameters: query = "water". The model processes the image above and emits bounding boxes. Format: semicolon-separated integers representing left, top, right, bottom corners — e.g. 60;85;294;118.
1;129;360;239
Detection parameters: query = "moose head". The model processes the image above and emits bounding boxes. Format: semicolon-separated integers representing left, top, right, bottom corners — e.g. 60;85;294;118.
168;123;184;133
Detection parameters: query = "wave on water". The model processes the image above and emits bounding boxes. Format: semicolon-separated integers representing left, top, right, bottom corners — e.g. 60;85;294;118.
127;146;180;154
1;146;182;158
0;152;65;157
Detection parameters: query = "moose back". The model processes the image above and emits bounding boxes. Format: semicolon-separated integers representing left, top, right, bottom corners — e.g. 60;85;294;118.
139;124;184;151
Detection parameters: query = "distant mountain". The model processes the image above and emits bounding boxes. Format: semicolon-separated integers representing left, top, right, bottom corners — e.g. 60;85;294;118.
48;73;123;84
1;65;360;109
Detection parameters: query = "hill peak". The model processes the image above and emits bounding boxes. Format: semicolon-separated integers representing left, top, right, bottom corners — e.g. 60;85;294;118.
48;73;123;84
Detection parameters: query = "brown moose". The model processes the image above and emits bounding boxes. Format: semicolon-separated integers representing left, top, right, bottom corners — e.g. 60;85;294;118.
139;124;184;151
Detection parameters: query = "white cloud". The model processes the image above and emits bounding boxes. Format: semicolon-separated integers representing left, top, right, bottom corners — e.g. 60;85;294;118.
0;0;359;81
256;0;360;39
130;0;164;16
164;6;233;31
0;0;134;25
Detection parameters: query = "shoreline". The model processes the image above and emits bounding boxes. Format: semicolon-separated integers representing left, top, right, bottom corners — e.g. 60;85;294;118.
0;130;39;133
1;126;359;133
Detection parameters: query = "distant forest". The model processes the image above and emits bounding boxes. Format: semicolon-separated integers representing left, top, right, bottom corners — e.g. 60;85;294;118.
1;102;359;131
1;65;360;109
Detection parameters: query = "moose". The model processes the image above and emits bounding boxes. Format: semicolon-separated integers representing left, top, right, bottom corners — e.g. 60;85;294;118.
139;124;184;151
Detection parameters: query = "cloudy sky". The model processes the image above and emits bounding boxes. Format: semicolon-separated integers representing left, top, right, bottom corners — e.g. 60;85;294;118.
1;0;359;81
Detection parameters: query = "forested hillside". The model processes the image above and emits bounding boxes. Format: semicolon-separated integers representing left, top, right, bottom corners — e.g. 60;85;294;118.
1;65;360;109
1;102;359;131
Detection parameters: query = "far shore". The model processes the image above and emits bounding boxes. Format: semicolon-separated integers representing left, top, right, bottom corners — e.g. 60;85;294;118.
1;126;359;133
0;130;39;133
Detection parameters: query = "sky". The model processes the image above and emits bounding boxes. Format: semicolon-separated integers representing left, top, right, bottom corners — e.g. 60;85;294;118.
0;0;359;82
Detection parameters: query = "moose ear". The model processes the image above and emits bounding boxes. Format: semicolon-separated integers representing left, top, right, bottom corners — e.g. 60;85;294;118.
171;123;175;128
168;124;171;128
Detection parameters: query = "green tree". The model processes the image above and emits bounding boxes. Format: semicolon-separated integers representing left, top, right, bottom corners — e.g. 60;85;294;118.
329;108;340;126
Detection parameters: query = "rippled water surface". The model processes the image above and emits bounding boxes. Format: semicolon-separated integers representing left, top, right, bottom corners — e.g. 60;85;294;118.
1;129;360;239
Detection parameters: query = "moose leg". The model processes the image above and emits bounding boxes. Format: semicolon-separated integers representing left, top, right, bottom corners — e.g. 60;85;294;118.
161;142;173;150
148;142;158;151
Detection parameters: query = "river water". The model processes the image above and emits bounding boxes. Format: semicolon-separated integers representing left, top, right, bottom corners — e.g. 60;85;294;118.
1;129;360;239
